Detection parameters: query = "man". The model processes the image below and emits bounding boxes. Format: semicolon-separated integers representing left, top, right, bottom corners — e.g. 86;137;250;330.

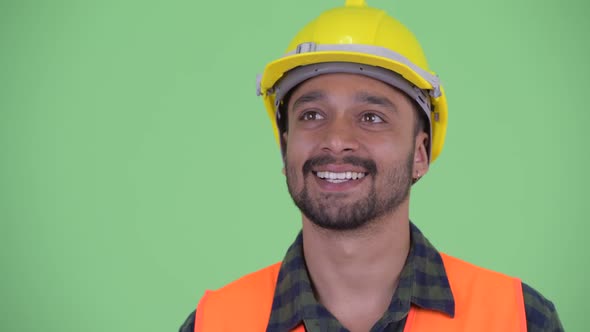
180;0;563;331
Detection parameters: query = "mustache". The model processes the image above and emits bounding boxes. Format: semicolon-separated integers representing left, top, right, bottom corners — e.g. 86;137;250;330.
302;155;377;176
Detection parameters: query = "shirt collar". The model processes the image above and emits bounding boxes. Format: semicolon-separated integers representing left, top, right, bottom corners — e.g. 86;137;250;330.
266;222;455;331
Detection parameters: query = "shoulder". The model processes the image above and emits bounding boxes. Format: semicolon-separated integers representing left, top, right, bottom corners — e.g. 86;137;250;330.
439;253;523;310
442;253;563;331
439;253;517;284
521;282;564;331
178;262;282;332
178;310;195;332
192;263;283;331
207;262;282;300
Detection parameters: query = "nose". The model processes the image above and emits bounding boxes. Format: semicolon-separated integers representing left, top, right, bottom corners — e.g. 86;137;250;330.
319;116;360;154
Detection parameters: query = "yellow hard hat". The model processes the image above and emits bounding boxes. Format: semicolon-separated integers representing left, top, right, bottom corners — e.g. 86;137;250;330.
256;0;448;163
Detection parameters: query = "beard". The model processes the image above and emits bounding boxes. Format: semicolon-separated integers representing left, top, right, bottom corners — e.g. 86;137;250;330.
285;150;414;231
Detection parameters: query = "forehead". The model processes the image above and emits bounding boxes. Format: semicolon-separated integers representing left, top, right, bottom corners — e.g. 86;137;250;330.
287;73;413;111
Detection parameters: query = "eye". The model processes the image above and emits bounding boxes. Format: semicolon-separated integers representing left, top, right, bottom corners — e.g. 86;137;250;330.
361;112;385;123
299;110;325;121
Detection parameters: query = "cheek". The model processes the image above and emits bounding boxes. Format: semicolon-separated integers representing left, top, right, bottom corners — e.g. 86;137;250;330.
285;130;315;160
284;152;305;194
285;131;320;189
375;140;405;155
284;134;306;178
369;139;414;169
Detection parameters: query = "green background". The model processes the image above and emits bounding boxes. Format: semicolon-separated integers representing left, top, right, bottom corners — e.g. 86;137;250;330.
1;0;588;330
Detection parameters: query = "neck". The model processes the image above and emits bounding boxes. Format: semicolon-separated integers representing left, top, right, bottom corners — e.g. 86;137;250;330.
301;202;411;331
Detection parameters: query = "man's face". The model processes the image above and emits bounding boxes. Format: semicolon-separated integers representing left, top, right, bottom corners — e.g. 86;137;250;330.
283;73;428;231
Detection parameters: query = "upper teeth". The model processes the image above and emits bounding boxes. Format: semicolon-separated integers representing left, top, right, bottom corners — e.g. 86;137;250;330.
316;171;366;180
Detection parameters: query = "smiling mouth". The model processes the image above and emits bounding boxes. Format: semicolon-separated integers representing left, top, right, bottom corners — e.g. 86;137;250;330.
313;171;367;184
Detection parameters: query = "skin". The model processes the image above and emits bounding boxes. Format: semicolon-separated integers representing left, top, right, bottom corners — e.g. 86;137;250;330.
282;73;429;332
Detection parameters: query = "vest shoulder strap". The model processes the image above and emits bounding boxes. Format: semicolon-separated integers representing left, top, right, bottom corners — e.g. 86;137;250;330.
195;262;282;332
405;253;527;332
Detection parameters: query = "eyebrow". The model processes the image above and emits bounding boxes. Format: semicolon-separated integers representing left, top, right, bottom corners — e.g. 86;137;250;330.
289;90;398;114
290;90;325;111
354;92;398;113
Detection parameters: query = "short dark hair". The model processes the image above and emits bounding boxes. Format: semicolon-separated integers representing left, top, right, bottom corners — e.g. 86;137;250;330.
411;99;430;144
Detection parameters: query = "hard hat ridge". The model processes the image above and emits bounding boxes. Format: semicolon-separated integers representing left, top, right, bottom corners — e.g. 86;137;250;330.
345;0;368;7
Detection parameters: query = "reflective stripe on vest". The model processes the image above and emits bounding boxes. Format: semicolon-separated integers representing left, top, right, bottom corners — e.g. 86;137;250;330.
194;253;527;331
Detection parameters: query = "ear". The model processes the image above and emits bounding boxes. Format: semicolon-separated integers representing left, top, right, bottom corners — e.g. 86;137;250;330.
412;131;429;181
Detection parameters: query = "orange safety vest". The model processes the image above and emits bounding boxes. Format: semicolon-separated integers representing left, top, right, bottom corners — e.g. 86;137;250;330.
195;253;527;331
